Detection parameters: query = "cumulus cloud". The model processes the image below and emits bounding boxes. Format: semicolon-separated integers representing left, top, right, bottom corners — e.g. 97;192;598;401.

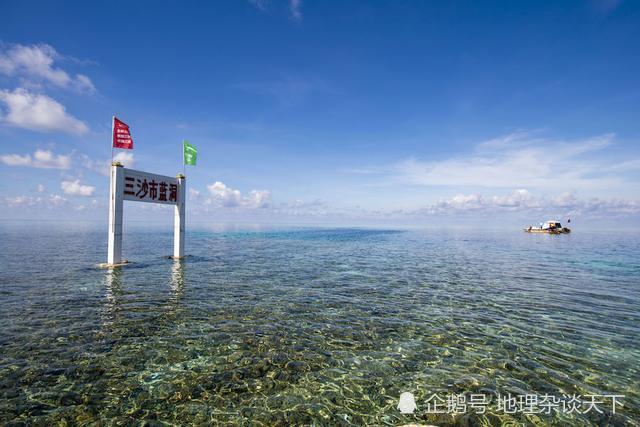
113;151;134;167
415;189;640;218
61;179;95;197
0;149;71;169
188;188;201;199
0;153;30;167
4;194;67;208
267;190;638;223
4;195;41;208
3;194;91;214
206;181;271;208
207;181;242;207
74;199;101;211
0;88;89;134
0;43;95;93
186;184;334;220
49;194;68;206
391;133;637;193
424;189;539;213
247;189;272;208
81;151;135;176
279;198;329;216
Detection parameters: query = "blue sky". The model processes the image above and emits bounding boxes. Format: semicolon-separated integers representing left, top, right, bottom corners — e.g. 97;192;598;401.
1;0;639;226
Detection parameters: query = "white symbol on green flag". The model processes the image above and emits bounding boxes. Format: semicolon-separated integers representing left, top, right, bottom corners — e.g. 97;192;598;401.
183;140;197;166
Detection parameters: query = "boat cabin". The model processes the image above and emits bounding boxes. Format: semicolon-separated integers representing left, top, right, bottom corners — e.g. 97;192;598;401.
542;220;562;230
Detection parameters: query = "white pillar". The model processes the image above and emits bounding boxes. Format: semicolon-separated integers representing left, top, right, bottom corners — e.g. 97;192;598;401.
173;175;186;258
107;164;124;264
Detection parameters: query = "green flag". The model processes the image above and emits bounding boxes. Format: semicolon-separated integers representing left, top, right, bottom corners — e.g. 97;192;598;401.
183;140;197;166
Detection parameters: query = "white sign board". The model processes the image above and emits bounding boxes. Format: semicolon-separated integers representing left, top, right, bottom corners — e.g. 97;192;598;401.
107;165;186;265
122;168;179;205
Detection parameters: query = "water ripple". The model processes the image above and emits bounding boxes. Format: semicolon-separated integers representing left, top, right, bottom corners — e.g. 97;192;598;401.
0;225;638;425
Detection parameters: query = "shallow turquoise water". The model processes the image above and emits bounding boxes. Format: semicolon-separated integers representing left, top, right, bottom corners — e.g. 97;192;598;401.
0;223;638;425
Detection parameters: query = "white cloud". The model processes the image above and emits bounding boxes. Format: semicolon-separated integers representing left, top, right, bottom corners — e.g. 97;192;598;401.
206;181;272;208
75;74;95;93
81;151;135;176
289;0;302;21
391;133;637;193
249;0;268;10
4;194;67;208
492;188;541;208
113;151;134;167
4;195;41;208
188;188;201;199
0;153;30;167
0;149;71;169
49;194;68;206
277;198;329;217
248;190;272;208
0;88;89;134
247;0;302;21
61;179;95;197
74;199;101;212
414;189;640;218
37;184;45;192
433;193;485;211
0;43;95;93
207;181;243;207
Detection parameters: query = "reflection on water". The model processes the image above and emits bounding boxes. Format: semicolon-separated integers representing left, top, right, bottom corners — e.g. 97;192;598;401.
102;267;123;328
0;226;638;425
165;259;186;322
170;259;185;303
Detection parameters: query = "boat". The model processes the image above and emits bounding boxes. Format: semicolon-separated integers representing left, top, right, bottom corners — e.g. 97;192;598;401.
524;220;571;234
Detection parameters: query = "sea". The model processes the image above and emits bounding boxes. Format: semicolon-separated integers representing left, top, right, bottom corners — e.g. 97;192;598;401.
0;222;638;426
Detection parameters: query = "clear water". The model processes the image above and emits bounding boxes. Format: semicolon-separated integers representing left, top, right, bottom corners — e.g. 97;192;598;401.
0;223;638;426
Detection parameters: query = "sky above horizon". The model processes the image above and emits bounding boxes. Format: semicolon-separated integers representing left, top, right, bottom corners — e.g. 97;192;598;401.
1;0;639;227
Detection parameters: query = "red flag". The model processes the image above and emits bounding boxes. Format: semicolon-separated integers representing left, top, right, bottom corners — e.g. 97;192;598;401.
112;117;134;149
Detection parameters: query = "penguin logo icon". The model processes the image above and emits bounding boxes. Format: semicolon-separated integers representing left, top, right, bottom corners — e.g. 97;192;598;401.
397;392;417;414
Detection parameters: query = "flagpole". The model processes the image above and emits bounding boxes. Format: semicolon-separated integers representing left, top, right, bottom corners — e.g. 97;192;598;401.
111;115;115;164
182;140;186;177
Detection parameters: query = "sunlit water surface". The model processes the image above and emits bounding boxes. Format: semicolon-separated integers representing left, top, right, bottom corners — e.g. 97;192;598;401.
0;223;638;426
